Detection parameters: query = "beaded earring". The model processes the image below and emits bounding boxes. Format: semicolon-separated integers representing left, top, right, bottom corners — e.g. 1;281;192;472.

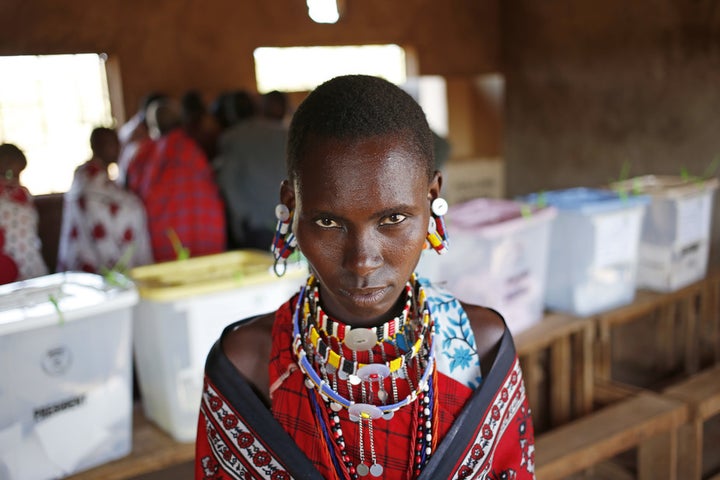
426;198;449;255
271;203;297;276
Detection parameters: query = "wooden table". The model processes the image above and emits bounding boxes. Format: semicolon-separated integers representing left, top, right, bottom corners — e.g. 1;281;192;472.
65;407;195;480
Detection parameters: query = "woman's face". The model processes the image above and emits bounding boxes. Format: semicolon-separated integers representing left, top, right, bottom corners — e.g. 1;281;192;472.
284;133;440;327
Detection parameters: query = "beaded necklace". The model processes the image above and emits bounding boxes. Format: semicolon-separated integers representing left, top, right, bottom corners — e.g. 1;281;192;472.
292;275;438;478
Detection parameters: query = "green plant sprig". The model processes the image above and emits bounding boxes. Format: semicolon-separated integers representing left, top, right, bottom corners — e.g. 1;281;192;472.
167;228;190;261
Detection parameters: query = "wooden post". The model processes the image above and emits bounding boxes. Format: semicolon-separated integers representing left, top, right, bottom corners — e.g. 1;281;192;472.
638;430;678;480
684;295;699;374
550;336;571;426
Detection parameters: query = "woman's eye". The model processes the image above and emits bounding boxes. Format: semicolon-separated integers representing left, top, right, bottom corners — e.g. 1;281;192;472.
381;214;407;225
315;218;340;228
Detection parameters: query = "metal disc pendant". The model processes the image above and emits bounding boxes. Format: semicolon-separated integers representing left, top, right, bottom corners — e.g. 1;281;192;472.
349;374;362;385
357;463;370;476
338;369;349;381
304;378;314;389
377;389;388;402
330;402;343;412
348;403;383;421
357;363;391;383
344;328;377;351
370;463;384;477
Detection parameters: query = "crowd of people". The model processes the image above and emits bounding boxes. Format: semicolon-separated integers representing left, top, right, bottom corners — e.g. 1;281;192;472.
0;88;293;284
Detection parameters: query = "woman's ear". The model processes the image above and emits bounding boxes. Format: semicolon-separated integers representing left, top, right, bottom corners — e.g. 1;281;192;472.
280;179;296;211
428;170;443;202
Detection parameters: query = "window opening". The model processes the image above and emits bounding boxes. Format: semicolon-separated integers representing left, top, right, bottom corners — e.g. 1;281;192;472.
0;53;114;194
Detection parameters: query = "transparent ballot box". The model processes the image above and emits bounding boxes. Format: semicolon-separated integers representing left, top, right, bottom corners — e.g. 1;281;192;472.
521;188;650;317
416;198;557;334
0;272;137;479
611;175;718;292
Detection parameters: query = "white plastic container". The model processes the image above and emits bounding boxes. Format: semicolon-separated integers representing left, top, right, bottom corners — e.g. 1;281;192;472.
0;272;137;480
129;250;307;442
522;188;650;317
611;175;719;292
415;198;557;334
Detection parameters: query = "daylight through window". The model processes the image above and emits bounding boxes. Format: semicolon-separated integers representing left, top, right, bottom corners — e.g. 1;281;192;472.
0;53;114;195
254;45;407;94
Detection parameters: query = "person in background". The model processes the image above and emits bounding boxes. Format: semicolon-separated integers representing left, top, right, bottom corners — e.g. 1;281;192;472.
116;91;166;187
56;127;153;274
213;89;288;250
209;89;257;134
195;75;534;479
126;97;226;262
181;89;220;160
0;143;48;284
260;89;290;123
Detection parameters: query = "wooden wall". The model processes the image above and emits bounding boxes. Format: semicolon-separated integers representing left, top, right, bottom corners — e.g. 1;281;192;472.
2;1;719;264
502;0;720;265
0;0;499;120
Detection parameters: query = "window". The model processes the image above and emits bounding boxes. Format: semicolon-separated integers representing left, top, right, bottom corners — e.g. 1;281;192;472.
253;45;407;94
253;45;448;137
0;54;114;195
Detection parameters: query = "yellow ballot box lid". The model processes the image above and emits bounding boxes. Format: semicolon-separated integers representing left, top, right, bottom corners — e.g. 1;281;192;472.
129;249;307;301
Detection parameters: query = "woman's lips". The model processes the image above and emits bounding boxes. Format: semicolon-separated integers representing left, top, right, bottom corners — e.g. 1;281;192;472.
340;286;390;307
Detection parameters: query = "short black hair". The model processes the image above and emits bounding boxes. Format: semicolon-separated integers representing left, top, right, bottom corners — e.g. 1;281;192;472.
211;90;257;129
138;92;167;123
262;90;288;120
0;143;27;171
287;75;434;182
90;127;117;153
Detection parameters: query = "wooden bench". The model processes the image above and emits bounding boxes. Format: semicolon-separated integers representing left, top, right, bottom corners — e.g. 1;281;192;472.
700;270;720;365
515;312;595;431
594;269;720;385
535;391;687;480
663;365;720;479
65;406;195;480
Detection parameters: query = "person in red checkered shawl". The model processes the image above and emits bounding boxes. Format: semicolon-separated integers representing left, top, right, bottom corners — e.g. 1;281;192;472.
126;98;226;262
195;75;535;480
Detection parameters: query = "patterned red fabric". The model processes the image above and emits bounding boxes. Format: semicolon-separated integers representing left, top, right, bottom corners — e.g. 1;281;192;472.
0;181;47;284
57;158;153;273
126;129;226;262
195;296;536;480
450;362;535;479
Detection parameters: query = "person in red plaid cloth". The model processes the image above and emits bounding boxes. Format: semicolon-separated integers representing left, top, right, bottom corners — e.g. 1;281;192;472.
126;98;226;262
195;75;535;480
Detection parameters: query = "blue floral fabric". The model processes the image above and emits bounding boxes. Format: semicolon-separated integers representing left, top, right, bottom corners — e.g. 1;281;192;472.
420;277;483;389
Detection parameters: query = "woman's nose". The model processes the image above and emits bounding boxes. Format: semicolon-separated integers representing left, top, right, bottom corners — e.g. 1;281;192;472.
342;228;383;277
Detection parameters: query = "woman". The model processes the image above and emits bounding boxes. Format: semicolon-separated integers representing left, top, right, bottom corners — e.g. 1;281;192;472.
57;127;153;274
0;143;48;284
195;75;535;479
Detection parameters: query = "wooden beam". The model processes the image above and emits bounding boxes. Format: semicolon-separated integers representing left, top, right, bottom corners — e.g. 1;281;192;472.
535;392;687;480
